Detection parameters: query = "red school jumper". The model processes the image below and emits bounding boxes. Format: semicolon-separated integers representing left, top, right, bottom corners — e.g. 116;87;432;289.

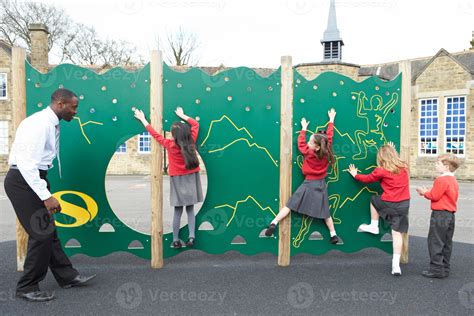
298;122;334;180
355;167;410;202
145;117;200;176
423;174;459;212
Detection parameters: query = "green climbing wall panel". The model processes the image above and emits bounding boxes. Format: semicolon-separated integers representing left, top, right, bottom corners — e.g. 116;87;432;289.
25;61;401;260
290;71;401;255
26;62;152;258
162;65;281;256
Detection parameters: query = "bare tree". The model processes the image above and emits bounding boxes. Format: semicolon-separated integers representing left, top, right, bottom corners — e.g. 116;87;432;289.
0;0;141;68
162;28;200;66
0;0;71;51
60;24;138;68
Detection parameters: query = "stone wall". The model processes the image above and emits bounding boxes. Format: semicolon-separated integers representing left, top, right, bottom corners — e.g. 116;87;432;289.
411;55;473;180
295;63;360;81
0;49;12;173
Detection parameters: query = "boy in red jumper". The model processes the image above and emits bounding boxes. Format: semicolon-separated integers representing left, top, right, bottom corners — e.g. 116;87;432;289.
416;154;460;278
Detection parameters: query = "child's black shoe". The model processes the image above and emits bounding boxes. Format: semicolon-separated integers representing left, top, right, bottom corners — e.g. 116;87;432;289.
265;224;276;236
330;235;339;244
172;240;183;249
186;237;195;248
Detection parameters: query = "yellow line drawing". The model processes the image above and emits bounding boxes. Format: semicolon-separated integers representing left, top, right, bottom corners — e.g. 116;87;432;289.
351;91;399;160
73;117;104;144
327;156;346;185
208;138;278;167
201;115;253;147
293;215;313;248
339;186;379;209
365;165;377;171
329;194;342;224
297;124;355;144
201;115;277;167
215;195;277;227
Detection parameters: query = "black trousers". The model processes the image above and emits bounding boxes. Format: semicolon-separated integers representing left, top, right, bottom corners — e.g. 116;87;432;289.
427;210;455;274
4;168;78;293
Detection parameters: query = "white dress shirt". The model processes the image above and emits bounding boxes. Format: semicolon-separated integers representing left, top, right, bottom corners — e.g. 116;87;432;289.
9;106;59;201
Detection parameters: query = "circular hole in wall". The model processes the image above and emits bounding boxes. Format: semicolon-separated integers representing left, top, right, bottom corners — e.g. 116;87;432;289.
105;135;208;235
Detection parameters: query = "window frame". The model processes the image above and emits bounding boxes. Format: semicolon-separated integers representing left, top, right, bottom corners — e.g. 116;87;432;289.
115;142;127;154
444;95;466;157
137;132;151;154
0;73;7;100
418;98;439;157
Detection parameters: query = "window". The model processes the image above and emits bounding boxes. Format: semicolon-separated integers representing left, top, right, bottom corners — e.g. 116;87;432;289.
115;143;126;153
0;121;8;154
445;96;466;156
323;42;342;60
138;132;151;153
0;73;7;100
419;98;438;155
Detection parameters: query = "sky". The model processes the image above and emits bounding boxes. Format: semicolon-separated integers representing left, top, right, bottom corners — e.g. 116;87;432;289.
35;0;474;68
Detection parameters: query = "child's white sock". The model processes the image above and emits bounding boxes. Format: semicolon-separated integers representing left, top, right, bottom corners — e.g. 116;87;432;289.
392;254;401;267
371;219;379;228
271;219;278;225
330;230;337;237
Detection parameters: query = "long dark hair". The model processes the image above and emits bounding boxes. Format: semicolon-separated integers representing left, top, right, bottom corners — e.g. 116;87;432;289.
312;132;334;165
171;121;200;169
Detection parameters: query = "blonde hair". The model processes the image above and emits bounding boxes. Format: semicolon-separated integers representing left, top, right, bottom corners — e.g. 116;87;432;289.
439;154;461;172
376;145;407;174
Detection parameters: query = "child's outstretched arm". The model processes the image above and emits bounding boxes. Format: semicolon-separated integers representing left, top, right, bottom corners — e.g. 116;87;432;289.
133;109;171;149
348;165;384;183
175;107;199;142
298;117;310;154
134;109;150;127
327;108;336;145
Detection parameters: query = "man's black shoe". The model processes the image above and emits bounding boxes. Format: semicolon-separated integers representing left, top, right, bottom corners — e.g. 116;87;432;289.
61;274;96;289
17;291;54;302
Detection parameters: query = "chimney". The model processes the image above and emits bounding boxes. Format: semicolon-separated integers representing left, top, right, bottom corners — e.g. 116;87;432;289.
28;23;49;72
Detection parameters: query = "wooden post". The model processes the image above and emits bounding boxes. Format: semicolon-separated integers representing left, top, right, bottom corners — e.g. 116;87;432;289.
12;47;28;271
278;56;293;267
399;60;412;264
150;50;164;268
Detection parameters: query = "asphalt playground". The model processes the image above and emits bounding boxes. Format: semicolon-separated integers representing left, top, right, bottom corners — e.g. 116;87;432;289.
0;176;473;315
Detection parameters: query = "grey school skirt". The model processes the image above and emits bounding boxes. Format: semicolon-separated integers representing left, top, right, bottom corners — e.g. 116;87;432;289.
170;172;203;207
371;195;410;233
286;179;330;219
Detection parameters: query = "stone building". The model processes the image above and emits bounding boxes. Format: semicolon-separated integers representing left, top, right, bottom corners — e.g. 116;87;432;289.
0;40;13;172
293;1;473;180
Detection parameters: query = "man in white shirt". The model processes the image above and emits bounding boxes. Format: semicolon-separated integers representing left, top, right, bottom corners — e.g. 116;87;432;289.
4;89;95;302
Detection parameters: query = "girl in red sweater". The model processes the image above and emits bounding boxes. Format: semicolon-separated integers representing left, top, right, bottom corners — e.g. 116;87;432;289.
134;107;202;249
348;144;410;276
265;109;340;244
